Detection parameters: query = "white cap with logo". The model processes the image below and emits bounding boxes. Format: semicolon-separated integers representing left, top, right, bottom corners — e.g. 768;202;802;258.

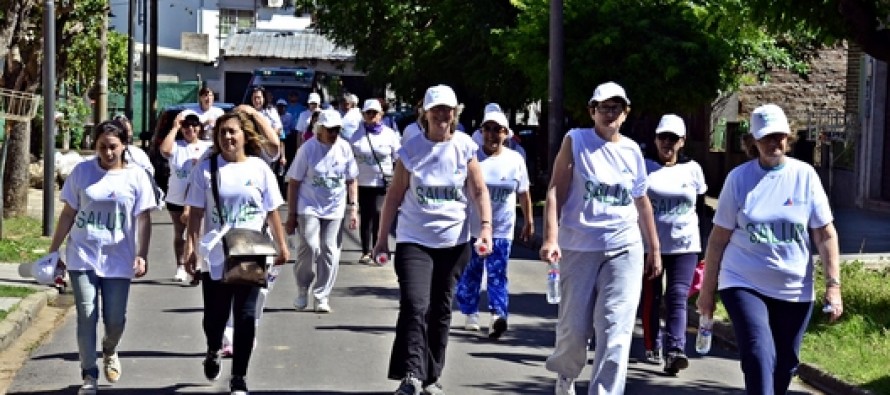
308;92;321;104
750;104;790;140
423;85;458;111
362;99;383;113
317;109;343;128
655;114;686;137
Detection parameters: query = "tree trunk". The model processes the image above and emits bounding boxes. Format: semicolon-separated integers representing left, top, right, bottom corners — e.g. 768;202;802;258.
3;120;30;218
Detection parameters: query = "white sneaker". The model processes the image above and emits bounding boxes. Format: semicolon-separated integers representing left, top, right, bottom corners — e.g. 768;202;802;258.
556;374;576;395
293;288;309;310
316;297;331;313
173;266;188;282
78;375;98;395
102;352;122;383
464;314;481;331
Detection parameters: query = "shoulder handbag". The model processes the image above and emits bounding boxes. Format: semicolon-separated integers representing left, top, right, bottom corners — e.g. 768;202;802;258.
210;154;278;287
365;132;393;210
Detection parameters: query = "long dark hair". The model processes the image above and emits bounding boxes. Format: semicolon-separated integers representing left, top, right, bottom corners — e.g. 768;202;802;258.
249;86;272;109
92;119;132;164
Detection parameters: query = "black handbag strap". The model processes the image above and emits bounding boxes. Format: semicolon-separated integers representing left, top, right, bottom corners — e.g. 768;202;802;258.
364;130;389;187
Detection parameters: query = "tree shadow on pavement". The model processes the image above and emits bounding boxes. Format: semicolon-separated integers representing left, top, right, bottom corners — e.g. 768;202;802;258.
313;324;395;336
8;384;205;394
30;349;204;363
337;285;399;300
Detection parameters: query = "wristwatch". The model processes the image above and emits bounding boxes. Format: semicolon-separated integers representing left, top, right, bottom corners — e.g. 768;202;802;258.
825;277;841;287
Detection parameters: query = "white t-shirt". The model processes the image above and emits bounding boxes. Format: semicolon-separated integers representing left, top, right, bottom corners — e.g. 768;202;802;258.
126;145;154;175
713;158;833;302
185;155;284;279
401;121;422;144
287;137;358;219
348;125;401;187
188;105;225;135
295;110;314;134
60;160;157;278
396;132;478;247
469;148;530;239
341;108;362;140
165;140;213;205
558;128;648;251
259;107;283;132
645;159;707;254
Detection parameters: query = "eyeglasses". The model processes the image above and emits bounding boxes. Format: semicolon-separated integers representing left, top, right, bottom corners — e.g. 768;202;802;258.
657;133;681;143
594;104;625;115
482;124;503;132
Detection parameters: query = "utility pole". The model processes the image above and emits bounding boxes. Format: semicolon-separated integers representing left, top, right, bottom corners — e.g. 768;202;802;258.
141;0;148;141
126;0;136;120
148;0;158;136
547;0;565;172
93;10;109;125
42;0;56;236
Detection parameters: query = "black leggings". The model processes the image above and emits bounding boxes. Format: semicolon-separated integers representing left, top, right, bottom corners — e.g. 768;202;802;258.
358;185;386;254
201;273;260;376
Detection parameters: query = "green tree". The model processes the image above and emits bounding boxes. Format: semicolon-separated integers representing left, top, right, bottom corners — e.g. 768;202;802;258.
307;0;534;119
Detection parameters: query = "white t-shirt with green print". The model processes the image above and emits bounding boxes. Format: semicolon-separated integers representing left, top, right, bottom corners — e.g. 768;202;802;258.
286;137;359;219
165;140;212;205
60;160;158;278
348;125;400;187
468;148;530;239
558;128;648;252
185;155;284;278
396;131;478;248
645;159;707;254
713;158;833;302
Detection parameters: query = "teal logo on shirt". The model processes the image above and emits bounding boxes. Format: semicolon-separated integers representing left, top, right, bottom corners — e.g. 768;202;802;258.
211;204;259;225
488;186;514;204
746;222;806;244
652;198;691;215
415;186;464;205
311;175;343;189
583;181;632;206
75;210;126;231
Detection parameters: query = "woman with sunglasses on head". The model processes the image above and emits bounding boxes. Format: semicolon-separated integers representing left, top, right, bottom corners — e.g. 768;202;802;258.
183;112;289;395
372;84;493;395
348;98;401;264
160;110;214;284
541;81;661;395
454;107;534;340
46;119;158;395
697;104;842;395
285;109;359;313
638;114;707;375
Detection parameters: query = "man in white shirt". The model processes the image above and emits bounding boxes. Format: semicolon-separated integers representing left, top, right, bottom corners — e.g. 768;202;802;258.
340;93;362;140
294;92;321;135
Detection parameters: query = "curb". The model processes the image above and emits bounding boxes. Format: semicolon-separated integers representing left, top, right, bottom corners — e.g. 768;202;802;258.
0;287;59;353
688;309;875;395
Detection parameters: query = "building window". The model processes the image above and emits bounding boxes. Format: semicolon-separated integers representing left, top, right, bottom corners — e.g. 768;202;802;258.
219;9;254;37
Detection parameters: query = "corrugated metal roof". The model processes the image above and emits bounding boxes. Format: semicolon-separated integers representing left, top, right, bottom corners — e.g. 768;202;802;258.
222;31;354;61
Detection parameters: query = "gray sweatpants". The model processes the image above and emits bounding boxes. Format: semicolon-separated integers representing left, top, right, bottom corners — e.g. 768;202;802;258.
294;214;344;300
545;243;644;395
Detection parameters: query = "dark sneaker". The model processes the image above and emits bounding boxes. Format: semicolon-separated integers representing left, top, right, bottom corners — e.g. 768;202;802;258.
394;374;422;395
203;350;222;381
663;351;689;375
488;315;508;340
230;375;248;395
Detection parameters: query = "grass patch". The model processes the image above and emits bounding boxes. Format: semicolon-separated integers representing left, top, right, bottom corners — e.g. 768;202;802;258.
0;216;52;263
0;284;40;320
801;261;890;394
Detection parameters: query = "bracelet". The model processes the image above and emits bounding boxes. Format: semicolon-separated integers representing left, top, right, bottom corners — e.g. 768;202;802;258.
825;277;841;288
481;220;492;227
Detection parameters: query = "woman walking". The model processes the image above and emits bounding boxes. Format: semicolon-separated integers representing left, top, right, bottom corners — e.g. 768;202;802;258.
697;104;842;395
638;114;707;375
372;84;493;394
348;98;401;264
47;120;157;394
184;112;289;394
540;82;661;395
286;109;359;312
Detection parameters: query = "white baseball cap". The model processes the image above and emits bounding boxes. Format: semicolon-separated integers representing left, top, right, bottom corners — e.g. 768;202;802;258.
362;99;383;113
588;81;630;106
750;104;790;140
23;252;60;285
655;114;686;137
275;98;287;106
482;111;512;137
307;92;321;104
483;103;502;113
344;93;360;105
317;109;343;128
423;85;458;111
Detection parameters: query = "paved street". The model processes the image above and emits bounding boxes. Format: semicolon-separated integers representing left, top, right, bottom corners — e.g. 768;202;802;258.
6;210;821;394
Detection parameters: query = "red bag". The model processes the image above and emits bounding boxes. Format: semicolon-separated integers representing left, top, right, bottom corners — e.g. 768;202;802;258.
688;260;705;297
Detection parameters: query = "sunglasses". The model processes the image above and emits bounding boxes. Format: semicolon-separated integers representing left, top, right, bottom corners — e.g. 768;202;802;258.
482;124;503;132
657;133;681;143
324;126;341;133
594;104;625;114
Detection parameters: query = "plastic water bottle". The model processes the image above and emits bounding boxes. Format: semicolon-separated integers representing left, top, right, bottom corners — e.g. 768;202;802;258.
546;262;561;304
474;239;488;256
375;252;389;265
696;315;713;354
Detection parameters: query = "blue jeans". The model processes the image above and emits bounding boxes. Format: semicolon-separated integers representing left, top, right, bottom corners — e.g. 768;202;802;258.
720;287;813;395
455;237;512;317
69;270;132;379
640;253;698;353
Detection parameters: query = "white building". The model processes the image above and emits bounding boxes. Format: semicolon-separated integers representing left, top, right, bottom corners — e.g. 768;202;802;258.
109;0;356;103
